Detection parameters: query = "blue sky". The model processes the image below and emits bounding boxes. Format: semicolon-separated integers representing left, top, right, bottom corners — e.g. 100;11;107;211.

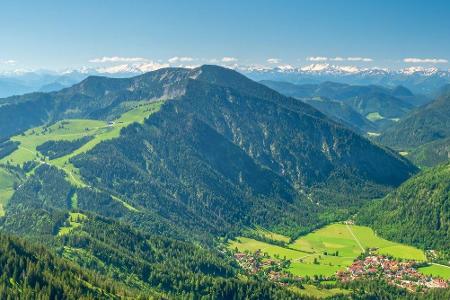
1;0;449;71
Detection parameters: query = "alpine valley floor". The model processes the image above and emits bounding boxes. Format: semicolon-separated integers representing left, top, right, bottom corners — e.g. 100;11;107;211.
228;223;449;279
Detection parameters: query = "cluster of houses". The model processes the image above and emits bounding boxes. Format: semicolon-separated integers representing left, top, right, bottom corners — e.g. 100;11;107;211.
336;255;448;291
234;251;297;285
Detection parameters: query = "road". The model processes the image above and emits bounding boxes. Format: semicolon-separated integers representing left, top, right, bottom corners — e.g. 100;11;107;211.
346;223;365;252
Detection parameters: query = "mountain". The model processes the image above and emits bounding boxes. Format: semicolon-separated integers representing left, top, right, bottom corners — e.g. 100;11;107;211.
245;64;450;95
301;97;377;134
260;80;415;132
0;65;416;239
407;137;450;168
378;85;450;166
0;68;191;140
380;86;450;149
0;78;31;98
356;161;450;250
0;180;302;299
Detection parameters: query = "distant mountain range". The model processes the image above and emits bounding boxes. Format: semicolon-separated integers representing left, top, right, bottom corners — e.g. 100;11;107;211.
1;64;449;98
260;80;429;134
244;64;450;95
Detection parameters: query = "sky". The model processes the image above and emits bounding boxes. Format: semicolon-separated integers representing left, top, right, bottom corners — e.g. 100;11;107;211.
0;0;449;72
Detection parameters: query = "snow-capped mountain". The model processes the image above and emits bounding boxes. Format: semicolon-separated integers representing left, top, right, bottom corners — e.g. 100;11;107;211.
0;63;449;98
240;64;450;94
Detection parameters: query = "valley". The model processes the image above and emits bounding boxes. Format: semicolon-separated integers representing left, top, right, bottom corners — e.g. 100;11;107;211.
229;223;432;278
228;223;449;296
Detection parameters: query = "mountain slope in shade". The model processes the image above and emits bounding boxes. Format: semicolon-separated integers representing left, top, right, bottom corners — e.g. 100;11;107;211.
379;86;450;150
356;162;450;250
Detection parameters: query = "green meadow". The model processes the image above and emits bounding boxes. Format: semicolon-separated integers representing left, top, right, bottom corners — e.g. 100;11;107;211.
229;223;427;278
57;212;88;236
418;264;450;280
0;167;17;216
0;100;164;211
366;112;384;121
290;285;351;299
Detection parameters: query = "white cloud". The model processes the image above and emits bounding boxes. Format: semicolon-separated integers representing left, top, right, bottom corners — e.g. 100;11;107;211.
168;56;194;63
0;59;16;65
89;56;149;63
330;57;344;61
221;57;238;63
347;57;373;62
207;58;219;63
306;56;328;62
267;58;281;64
403;57;448;64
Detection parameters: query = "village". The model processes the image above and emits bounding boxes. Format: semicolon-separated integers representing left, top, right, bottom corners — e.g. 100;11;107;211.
233;250;449;293
234;250;300;286
336;255;449;292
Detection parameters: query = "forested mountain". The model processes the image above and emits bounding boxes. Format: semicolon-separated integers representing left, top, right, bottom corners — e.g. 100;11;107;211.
0;67;192;139
0;166;308;299
68;66;415;235
260;80;421;132
380;86;450;148
378;86;450;166
0;232;139;299
357;161;450;250
0;66;416;239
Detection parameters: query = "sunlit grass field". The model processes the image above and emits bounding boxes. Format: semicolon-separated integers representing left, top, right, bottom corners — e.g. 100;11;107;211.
228;223;427;278
0;100;164;211
0;167;18;216
418;264;450;280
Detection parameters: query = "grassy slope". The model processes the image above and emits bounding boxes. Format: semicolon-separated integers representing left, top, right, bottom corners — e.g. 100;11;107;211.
0;167;16;216
0;100;164;212
229;223;427;278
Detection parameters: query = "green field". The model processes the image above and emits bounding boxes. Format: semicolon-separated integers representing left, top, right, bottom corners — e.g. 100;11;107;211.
251;226;291;243
366;112;384;121
229;223;427;278
58;212;88;236
290;285;350;298
418;264;450;280
0;167;18;216
0;100;164;212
